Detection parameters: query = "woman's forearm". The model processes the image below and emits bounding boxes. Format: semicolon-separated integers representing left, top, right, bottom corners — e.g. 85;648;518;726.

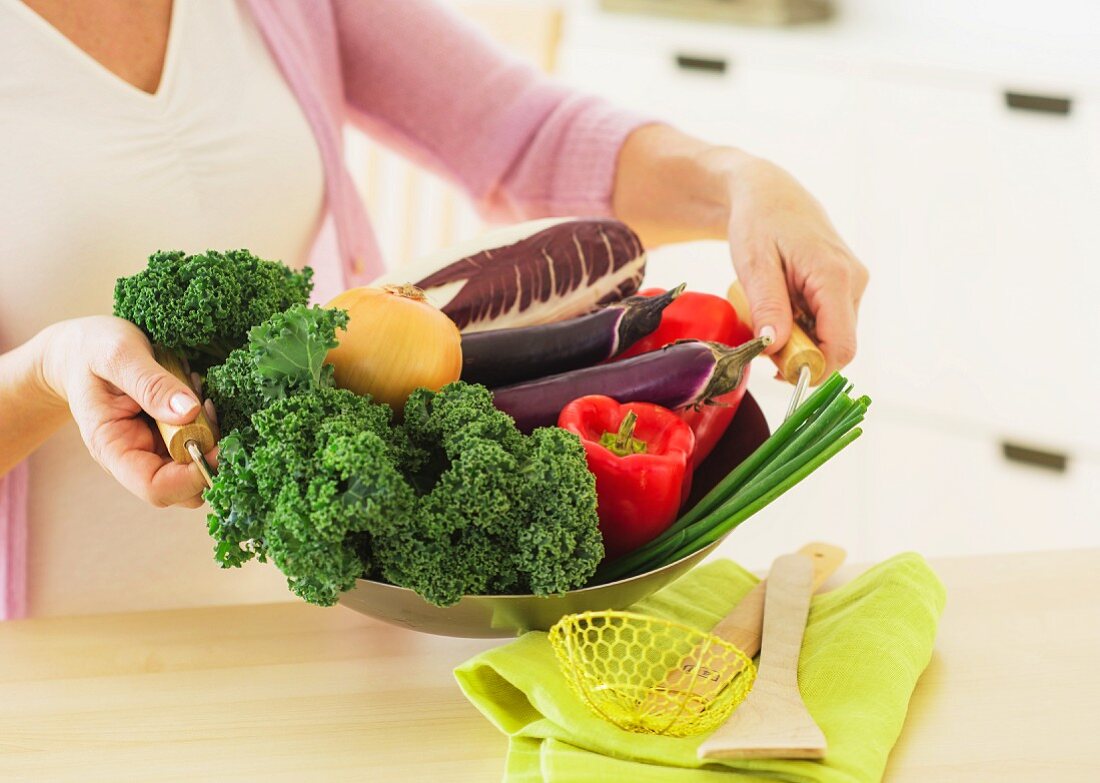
0;328;70;476
612;124;744;247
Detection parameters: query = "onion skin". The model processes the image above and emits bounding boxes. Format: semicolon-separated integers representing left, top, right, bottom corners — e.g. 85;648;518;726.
324;285;462;409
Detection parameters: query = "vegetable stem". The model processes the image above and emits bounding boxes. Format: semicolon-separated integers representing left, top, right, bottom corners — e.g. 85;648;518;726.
611;373;845;566
599;411;648;456
593;372;869;583
619;421;862;578
647;428;863;568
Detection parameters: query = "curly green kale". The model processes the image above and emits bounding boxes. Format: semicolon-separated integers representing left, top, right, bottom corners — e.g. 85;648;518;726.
113;248;313;368
205;307;602;608
206;386;414;605
203;350;266;438
205;305;347;436
373;383;603;607
205;303;414;605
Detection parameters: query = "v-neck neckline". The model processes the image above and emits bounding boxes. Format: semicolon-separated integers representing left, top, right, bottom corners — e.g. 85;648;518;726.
7;0;186;104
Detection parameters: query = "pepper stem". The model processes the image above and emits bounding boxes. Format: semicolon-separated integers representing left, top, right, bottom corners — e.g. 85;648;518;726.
599;411;648;456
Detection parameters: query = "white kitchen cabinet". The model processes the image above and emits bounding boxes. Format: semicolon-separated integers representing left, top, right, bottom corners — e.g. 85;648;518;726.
558;1;1100;559
712;399;1100;570
855;72;1100;452
559;42;863;236
863;416;1100;559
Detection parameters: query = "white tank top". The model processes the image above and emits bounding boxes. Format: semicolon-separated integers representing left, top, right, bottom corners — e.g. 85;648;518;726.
0;0;325;615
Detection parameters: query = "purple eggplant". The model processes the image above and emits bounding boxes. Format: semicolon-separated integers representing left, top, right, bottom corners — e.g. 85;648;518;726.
491;337;771;433
371;218;646;333
460;284;686;387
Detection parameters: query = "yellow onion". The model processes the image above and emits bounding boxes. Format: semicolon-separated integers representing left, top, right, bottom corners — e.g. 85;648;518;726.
324;284;462;409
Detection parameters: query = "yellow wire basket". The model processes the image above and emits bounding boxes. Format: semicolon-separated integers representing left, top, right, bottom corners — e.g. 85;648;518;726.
549;610;757;737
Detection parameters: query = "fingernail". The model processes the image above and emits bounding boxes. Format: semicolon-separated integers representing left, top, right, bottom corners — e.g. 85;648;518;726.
171;393;198;415
758;325;777;346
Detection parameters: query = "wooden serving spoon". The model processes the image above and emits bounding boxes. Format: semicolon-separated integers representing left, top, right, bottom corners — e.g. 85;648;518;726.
643;543;844;713
698;553;827;760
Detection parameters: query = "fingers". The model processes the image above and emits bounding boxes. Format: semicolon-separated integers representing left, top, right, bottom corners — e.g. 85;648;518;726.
813;288;859;374
117;450;210;508
109;439;213;509
203;398;219;428
77;417;211;507
56;319;214;510
805;254;868;374
731;235;867;373
97;342;201;426
204;443;220;471
729;240;793;355
69;383;211;510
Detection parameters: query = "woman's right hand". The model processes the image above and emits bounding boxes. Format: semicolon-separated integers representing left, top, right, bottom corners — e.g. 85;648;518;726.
39;316;216;509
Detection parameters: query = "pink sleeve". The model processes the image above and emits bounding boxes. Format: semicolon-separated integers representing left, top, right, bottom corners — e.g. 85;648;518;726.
0;461;28;620
331;0;653;221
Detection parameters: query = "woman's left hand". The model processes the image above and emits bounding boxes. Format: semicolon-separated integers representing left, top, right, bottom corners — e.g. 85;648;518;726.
613;125;868;374
721;151;868;374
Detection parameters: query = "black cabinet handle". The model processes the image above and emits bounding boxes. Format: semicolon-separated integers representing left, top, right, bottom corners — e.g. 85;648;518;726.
1001;441;1069;473
1004;91;1072;116
675;54;728;74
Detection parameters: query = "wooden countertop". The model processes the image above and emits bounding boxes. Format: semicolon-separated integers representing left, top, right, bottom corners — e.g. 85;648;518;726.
1;549;1096;782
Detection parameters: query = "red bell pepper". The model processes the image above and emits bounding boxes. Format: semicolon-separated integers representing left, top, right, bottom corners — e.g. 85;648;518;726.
618;289;755;467
559;396;695;560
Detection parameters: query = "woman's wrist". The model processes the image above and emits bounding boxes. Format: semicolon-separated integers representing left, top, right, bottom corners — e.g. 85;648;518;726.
0;325;71;475
31;322;72;409
614;125;741;246
689;143;759;230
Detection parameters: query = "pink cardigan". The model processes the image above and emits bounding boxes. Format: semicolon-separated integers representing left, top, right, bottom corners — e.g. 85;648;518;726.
0;0;647;619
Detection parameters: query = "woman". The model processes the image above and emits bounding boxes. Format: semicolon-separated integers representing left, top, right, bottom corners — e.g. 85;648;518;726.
0;0;867;618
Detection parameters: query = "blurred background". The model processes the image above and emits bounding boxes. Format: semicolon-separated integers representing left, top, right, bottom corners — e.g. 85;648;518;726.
347;0;1100;570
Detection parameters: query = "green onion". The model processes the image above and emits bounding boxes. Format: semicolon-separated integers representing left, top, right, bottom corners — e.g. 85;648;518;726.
649;429;863;568
643;374;844;545
593;372;869;583
621;422;863;578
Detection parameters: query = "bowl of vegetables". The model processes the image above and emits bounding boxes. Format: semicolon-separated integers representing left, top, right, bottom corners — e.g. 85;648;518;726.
113;218;869;640
339;389;771;637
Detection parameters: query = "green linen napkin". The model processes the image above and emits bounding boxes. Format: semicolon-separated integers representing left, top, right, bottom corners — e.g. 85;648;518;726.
455;553;945;783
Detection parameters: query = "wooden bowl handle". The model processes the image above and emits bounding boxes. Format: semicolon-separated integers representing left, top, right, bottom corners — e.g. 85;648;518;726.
726;281;827;386
151;345;217;464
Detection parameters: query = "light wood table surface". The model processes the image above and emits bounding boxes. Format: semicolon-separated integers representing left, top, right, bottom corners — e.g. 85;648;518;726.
1;549;1096;782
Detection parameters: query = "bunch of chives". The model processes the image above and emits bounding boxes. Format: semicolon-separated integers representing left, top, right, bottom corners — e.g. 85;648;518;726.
596;372;869;582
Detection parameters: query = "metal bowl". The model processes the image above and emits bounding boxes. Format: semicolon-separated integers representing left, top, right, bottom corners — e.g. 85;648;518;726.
338;392;771;637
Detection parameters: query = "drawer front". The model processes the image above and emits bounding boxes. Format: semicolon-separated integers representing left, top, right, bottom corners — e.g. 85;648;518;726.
862;416;1100;559
711;392;1098;569
855;72;1100;449
558;43;746;133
